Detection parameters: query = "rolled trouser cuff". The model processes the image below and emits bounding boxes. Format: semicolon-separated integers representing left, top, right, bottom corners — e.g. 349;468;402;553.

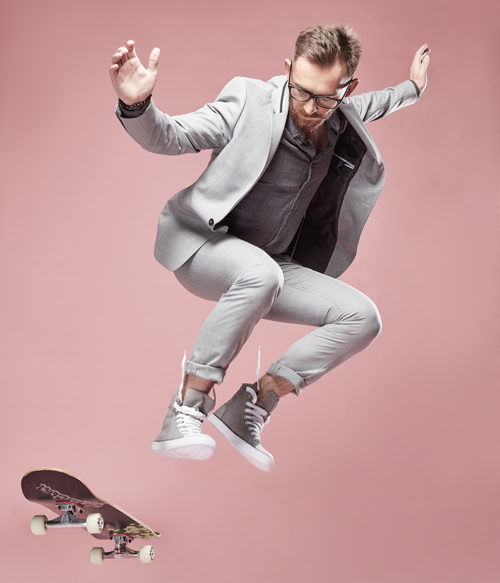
266;363;305;396
185;360;225;384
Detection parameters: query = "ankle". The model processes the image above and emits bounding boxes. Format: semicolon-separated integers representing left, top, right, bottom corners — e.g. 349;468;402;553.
182;374;215;402
257;374;294;400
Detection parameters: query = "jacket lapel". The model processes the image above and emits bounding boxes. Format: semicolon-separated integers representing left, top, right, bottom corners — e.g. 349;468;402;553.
265;78;289;168
339;102;382;163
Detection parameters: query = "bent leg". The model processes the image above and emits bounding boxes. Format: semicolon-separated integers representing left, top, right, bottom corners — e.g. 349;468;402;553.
263;259;382;395
173;233;284;385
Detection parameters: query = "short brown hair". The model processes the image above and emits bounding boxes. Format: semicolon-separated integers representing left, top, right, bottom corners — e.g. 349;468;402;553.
294;24;362;77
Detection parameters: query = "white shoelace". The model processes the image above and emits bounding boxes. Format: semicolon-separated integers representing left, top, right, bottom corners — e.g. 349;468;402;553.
172;348;208;436
173;401;206;435
256;345;261;393
244;385;270;441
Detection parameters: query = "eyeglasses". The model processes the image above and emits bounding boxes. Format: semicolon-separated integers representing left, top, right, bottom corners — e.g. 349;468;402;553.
288;63;353;110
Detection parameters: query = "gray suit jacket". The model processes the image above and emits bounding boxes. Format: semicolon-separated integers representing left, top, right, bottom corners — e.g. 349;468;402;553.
117;75;419;277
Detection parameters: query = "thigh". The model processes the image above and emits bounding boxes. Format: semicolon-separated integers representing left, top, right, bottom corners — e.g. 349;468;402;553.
266;259;377;327
173;233;283;301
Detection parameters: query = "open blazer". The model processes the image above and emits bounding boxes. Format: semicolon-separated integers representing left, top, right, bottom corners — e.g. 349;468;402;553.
117;75;419;277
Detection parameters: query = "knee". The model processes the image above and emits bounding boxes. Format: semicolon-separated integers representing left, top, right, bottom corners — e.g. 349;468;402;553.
235;261;284;301
326;295;382;342
349;296;383;345
362;300;382;342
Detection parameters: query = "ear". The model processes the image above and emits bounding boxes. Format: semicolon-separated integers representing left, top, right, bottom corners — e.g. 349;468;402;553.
345;78;359;97
284;58;291;76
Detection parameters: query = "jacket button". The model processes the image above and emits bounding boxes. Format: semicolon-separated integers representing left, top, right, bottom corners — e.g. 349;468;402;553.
208;218;214;226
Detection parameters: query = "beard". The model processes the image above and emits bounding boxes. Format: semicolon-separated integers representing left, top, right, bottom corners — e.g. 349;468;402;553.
289;100;332;138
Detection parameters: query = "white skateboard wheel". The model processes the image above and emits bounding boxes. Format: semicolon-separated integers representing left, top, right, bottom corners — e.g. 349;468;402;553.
30;514;47;535
90;547;105;565
139;544;154;563
86;513;104;534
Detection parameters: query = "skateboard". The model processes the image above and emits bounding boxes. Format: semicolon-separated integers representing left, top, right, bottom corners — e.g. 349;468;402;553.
21;467;160;564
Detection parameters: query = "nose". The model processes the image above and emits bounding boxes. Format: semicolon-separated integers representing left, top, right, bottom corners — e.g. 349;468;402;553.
303;99;317;116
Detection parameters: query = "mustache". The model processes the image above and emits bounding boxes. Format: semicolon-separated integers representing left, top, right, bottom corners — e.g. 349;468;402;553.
301;111;328;120
302;115;325;122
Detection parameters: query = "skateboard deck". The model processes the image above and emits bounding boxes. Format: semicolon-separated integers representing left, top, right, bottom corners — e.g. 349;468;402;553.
21;467;160;564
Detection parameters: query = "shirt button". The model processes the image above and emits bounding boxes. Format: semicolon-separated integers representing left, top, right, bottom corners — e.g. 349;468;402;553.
208;218;214;226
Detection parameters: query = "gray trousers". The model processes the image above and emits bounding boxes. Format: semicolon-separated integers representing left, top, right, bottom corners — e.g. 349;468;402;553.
174;233;382;396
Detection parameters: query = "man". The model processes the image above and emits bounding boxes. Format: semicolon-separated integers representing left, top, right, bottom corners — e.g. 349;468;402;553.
110;25;430;471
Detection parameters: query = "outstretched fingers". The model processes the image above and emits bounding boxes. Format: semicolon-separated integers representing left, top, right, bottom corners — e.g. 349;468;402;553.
109;62;119;79
110;42;136;67
415;43;431;68
109;49;124;80
126;39;138;59
111;50;123;65
109;41;138;79
148;47;160;74
118;45;129;63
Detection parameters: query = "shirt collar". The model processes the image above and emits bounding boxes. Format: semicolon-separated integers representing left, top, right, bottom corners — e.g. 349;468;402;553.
286;110;341;144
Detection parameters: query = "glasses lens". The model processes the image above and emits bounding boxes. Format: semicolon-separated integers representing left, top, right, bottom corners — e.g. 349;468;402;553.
320;83;352;109
290;87;311;102
316;97;339;109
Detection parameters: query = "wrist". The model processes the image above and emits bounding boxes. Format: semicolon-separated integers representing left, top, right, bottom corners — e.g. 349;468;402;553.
119;95;152;111
409;79;421;98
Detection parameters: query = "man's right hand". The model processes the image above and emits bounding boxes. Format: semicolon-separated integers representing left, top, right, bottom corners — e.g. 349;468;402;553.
109;40;160;105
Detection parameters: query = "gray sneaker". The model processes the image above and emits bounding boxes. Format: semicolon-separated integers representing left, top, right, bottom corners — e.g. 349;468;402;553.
151;388;216;460
208;383;279;471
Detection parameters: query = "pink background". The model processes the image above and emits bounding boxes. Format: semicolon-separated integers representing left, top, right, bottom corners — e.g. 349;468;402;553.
2;0;499;581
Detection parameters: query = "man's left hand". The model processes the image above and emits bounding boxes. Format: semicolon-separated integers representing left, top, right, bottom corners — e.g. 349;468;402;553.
410;43;431;94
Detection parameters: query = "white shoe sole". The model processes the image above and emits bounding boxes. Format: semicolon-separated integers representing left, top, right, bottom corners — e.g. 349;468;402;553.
151;434;215;460
208;414;274;471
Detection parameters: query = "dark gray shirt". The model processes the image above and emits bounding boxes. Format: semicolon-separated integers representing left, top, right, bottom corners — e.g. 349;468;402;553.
119;100;347;257
222;112;346;256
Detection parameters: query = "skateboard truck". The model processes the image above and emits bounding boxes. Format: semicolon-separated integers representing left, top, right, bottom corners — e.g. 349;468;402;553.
30;503;104;535
90;535;154;564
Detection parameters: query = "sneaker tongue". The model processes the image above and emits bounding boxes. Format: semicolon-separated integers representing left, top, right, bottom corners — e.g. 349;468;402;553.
183;389;215;415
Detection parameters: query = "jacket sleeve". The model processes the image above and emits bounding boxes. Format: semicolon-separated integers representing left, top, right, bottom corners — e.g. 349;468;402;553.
115;76;247;155
345;79;420;123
